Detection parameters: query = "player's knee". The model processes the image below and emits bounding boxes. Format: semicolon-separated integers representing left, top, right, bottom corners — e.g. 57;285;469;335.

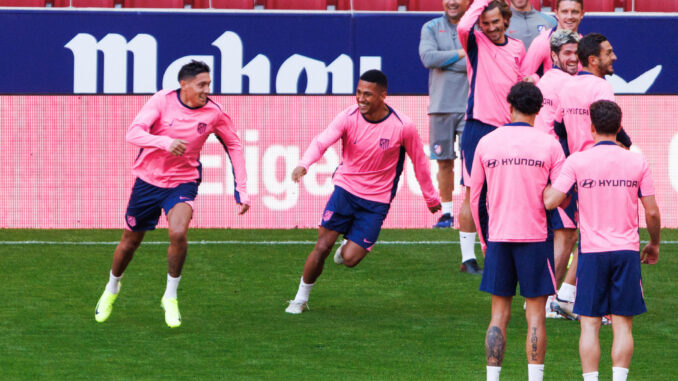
342;255;361;268
168;228;188;246
313;241;334;256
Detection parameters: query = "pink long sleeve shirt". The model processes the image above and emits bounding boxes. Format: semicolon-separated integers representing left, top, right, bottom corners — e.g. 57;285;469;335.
126;89;249;204
552;141;655;253
534;67;572;139
299;105;440;208
470;123;565;249
458;0;526;128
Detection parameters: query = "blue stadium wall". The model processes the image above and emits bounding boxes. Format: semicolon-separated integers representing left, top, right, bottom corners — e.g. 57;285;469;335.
0;9;676;95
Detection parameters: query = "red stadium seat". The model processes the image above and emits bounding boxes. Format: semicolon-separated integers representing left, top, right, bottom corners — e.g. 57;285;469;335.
0;0;45;5
407;0;441;11
542;0;551;8
264;0;327;9
336;0;398;10
531;0;541;10
124;0;184;7
583;0;614;11
613;0;631;11
635;0;678;12
193;0;253;7
53;0;115;6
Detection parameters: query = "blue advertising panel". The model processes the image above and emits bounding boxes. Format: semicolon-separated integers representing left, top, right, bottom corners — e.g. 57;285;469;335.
0;9;675;94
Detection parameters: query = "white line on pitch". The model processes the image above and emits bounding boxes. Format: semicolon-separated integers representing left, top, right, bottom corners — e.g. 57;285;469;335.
0;240;675;245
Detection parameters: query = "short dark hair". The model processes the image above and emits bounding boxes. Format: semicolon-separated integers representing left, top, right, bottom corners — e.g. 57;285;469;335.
506;82;543;115
359;69;388;90
178;60;210;82
556;0;583;10
577;33;608;66
484;1;512;25
590;100;622;135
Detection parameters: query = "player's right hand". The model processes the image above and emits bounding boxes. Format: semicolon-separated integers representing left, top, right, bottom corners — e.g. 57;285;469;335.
640;243;659;264
291;166;307;183
169;139;188;156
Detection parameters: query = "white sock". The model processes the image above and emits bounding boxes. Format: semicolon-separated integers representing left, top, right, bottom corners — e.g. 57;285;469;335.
557;283;576;302
293;276;314;303
105;270;122;294
163;274;181;299
612;367;629;381
442;201;453;215
460;231;477;262
583;371;599;381
528;364;544;381
486;366;501;381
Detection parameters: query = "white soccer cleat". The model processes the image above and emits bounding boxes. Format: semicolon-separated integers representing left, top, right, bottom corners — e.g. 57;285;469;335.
334;239;347;265
285;300;308;314
545;296;562;319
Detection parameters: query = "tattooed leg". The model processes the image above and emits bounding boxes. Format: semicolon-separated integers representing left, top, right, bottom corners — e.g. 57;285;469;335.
486;295;512;366
525;296;547;364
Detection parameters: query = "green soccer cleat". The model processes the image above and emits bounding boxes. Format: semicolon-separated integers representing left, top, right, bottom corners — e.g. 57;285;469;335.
161;297;182;328
95;287;119;323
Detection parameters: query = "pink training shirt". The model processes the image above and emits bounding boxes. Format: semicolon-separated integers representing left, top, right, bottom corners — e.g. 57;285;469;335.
552;141;655;253
299;105;440;207
556;72;615;155
534;67;572;139
458;0;526;128
470;123;565;249
127;89;249;205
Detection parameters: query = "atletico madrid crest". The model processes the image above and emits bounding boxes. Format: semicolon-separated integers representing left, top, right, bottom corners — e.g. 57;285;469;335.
379;138;390;150
197;122;207;134
126;215;136;227
323;210;334;221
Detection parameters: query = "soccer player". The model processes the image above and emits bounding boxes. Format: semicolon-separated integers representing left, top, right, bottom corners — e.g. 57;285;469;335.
550;33;633;319
470;82;564;381
285;70;441;314
419;0;480;269
522;0;584;81
94;61;250;328
456;0;526;274
533;29;580;317
419;0;469;231
507;0;556;49
544;100;661;381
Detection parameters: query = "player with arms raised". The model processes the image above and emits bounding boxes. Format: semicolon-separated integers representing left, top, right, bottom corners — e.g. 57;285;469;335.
285;70;441;314
456;0;526;273
94;61;250;328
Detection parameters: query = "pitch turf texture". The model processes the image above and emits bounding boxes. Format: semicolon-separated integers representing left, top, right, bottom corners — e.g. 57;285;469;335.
1;229;676;380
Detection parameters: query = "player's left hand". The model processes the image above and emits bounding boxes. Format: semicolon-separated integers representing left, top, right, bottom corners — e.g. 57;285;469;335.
640;243;659;264
238;203;250;215
428;203;442;213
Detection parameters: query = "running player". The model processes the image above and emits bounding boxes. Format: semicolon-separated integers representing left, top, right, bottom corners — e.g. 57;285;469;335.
94;61;250;328
285;70;441;314
456;0;526;274
471;82;564;381
522;0;584;81
544;100;661;381
551;33;632;319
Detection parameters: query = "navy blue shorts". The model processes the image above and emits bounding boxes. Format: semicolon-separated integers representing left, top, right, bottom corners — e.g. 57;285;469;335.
574;250;646;317
460;119;496;186
480;241;557;298
550;189;578;230
125;178;198;231
321;186;390;251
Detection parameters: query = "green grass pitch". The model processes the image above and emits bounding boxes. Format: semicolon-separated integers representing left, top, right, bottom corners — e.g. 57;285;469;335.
1;229;676;380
